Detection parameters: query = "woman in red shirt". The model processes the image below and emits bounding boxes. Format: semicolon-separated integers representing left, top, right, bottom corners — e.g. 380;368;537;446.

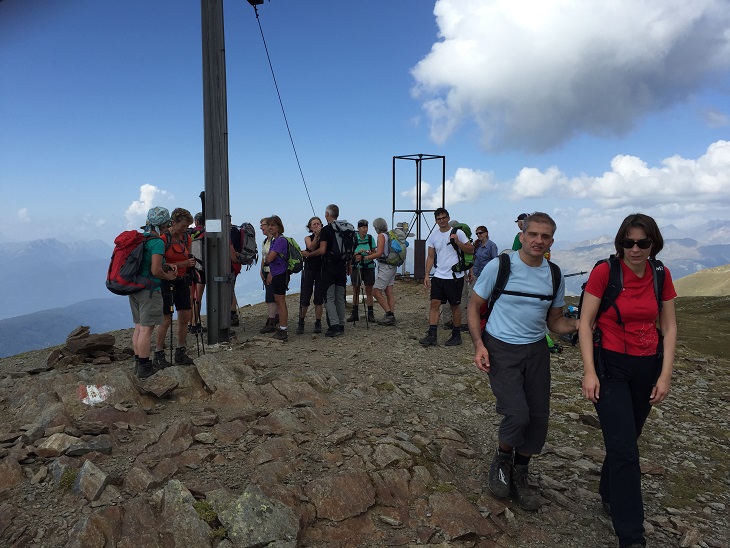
579;213;677;548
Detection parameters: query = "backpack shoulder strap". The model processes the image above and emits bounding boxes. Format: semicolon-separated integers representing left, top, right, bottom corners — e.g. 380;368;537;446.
488;253;511;310
547;260;562;303
649;259;665;312
597;256;624;325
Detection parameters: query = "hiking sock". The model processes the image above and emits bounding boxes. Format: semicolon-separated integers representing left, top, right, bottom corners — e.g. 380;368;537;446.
452;327;461;337
498;447;513;458
429;325;437;334
514;453;531;466
279;325;287;331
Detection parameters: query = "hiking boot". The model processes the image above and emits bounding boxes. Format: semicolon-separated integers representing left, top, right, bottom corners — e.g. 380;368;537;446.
136;360;155;380
419;331;438;346
313;319;322;334
325;325;343;337
377;314;396;326
260;318;277;334
511;464;541;511
230;312;240;327
188;324;201;334
443;321;454;330
488;449;513;499
445;333;462;346
346;310;359;323
367;311;376;323
174;347;195;366
296;319;305;335
153;351;173;370
273;328;288;342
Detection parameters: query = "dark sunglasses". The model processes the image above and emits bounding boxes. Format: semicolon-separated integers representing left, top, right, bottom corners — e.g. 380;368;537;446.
475;231;486;236
435;216;448;221
620;239;652;249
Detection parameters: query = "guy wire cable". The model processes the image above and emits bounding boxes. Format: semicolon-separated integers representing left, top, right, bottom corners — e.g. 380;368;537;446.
249;3;317;217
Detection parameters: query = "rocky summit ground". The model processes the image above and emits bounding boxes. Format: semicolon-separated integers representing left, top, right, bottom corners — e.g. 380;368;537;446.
0;279;728;548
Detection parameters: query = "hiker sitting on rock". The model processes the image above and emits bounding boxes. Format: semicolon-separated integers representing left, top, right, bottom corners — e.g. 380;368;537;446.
131;207;178;379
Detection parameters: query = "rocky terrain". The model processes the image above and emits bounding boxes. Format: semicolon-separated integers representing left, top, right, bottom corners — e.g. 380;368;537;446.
0;279;728;547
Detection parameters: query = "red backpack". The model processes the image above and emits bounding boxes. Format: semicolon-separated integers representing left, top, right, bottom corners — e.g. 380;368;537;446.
106;231;160;295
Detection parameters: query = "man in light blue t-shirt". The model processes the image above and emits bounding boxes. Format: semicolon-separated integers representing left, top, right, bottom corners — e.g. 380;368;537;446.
467;212;578;512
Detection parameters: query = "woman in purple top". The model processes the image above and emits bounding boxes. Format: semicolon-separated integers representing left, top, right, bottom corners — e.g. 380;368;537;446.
264;215;289;341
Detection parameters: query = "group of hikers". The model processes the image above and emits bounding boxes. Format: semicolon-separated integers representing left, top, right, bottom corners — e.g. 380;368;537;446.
124;203;676;548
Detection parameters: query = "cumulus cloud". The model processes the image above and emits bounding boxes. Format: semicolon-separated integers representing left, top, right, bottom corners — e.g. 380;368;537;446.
411;0;730;152
124;184;173;228
402;167;497;209
511;140;730;212
17;208;29;223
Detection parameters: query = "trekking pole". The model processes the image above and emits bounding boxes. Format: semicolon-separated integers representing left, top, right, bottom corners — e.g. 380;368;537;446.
360;277;369;329
564;271;587;278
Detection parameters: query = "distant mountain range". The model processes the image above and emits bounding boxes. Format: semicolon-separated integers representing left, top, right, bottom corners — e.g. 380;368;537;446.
1;222;728;358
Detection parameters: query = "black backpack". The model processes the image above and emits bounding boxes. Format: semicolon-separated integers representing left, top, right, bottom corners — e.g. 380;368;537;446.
479;253;562;330
328;220;357;263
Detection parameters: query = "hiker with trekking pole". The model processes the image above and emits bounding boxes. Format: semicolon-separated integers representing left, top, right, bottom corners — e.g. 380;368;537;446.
578;213;676;548
347;219;376;326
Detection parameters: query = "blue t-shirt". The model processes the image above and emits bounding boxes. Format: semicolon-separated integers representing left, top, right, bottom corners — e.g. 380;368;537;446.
472;252;565;344
473;239;499;278
269;236;289;276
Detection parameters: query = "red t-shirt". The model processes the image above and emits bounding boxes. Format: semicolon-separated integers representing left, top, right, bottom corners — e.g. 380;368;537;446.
585;260;676;356
161;233;191;277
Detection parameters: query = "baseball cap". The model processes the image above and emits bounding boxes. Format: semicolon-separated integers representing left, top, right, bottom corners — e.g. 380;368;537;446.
515;213;528;222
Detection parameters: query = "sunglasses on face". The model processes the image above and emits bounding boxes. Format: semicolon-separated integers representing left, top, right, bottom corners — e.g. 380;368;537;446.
435;216;448;221
475;231;485;236
620;239;652;249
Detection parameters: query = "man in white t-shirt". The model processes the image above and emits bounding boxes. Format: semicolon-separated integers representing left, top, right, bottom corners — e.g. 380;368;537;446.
420;208;474;346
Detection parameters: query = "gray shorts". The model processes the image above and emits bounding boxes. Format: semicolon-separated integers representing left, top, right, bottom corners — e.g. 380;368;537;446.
374;262;397;291
129;290;164;327
484;333;551;455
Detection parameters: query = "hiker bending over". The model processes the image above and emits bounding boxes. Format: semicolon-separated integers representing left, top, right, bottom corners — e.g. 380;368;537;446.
420;208;474;347
263;215;289;342
347;219;376;323
297;216;324;334
131;207;178;379
467;211;577;511
362;217;397;326
578;213;676;548
154;208;197;367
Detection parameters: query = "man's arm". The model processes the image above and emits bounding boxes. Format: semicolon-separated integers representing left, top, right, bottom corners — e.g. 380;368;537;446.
468;293;490;372
546;306;578;335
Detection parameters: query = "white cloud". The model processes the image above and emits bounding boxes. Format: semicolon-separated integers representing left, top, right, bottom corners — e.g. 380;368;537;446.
402;167;497;209
17;208;29;223
124;184;174;229
702;108;730;128
512;140;730;214
412;0;730;152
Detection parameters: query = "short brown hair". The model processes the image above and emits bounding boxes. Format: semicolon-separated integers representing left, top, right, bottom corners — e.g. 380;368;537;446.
267;215;284;234
522;212;556;235
614;213;664;259
170;207;193;226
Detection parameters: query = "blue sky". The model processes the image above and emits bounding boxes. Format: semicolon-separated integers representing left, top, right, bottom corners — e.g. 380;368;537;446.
2;0;729;252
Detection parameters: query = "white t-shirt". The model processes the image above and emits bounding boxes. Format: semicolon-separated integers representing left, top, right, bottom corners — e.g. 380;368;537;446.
426;228;469;279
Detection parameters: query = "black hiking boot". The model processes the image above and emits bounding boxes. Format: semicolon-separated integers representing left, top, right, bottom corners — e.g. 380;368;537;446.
152;351;173;370
313;319;322;334
367;310;376;323
445;331;462;346
419;330;438;346
511;464;541;511
346;309;359;322
296;318;305;335
325;325;343;337
174;347;195;366
488;449;513;499
136;360;155;380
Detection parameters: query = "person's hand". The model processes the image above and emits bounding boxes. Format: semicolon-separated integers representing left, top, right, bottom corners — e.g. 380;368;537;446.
423;277;431;289
582;372;600;403
265;273;272;286
474;346;490;373
650;377;671;404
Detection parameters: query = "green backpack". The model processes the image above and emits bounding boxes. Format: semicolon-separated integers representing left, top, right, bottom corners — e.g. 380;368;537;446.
385;228;408;267
450;223;474;273
277;237;303;274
